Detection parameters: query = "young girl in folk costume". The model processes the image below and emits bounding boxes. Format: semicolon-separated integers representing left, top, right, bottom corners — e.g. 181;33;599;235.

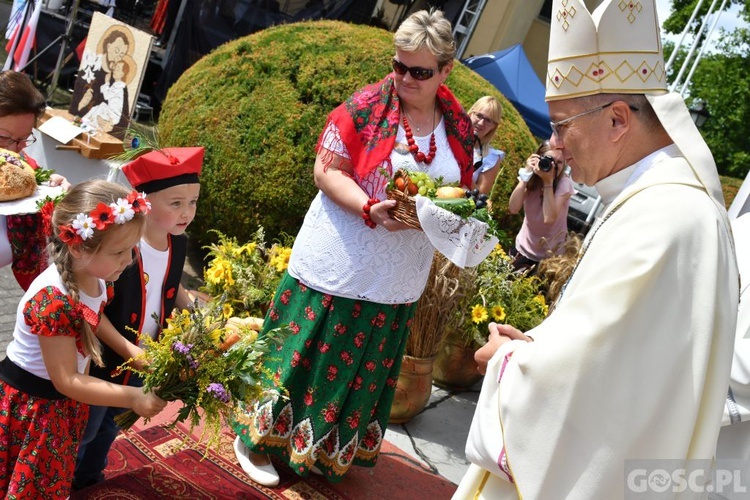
0;180;166;499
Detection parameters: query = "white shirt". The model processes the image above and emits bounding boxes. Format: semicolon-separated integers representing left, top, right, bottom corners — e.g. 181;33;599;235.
471;147;505;186
139;239;170;344
288;120;460;304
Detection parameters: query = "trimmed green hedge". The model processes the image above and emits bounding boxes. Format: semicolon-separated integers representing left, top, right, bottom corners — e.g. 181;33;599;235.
159;20;537;245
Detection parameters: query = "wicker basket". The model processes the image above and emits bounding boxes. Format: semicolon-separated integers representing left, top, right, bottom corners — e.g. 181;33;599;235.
387;188;422;230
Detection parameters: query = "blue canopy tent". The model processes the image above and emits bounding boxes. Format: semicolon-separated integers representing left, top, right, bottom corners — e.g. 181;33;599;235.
463;45;552;139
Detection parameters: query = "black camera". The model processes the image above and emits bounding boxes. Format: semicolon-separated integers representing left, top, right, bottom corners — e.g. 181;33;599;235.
538;155;556;172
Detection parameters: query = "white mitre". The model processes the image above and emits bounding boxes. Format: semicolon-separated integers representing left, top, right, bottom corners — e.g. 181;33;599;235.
546;0;726;210
546;0;667;100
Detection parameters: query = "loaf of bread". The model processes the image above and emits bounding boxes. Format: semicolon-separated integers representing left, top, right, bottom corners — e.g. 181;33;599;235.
0;150;36;202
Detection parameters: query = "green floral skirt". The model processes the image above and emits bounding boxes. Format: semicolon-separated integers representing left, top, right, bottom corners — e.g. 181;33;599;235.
232;272;416;482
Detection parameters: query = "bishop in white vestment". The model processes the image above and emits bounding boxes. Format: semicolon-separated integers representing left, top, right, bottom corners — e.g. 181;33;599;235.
454;1;739;498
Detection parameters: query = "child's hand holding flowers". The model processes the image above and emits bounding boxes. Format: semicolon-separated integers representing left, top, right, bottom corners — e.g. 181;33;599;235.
115;301;289;452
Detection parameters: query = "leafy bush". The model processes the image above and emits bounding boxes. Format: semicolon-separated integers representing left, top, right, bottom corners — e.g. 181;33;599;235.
159;20;536;246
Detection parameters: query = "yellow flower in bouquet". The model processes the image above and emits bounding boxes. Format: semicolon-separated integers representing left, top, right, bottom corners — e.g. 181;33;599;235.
206;257;234;286
463;244;548;346
268;246;292;273
491;305;506;322
115;302;290;452
471;304;489;324
201;228;294;318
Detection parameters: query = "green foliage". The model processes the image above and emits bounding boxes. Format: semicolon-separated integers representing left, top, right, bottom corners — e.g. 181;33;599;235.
687;29;750;178
450;245;548;348
158;20;536;245
665;28;750;178
200;229;293;318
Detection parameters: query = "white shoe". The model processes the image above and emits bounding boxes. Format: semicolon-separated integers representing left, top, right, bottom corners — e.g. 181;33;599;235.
310;465;323;475
233;436;279;487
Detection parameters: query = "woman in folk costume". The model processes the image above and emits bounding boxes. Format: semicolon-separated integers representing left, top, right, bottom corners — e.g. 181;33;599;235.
231;9;474;486
454;0;739;498
0;71;71;290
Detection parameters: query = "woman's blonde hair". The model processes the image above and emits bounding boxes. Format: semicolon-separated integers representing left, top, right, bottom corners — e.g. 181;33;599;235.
48;180;147;367
394;9;456;67
469;96;503;155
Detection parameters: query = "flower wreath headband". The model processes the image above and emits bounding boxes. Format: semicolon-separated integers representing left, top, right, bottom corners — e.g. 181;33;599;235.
55;191;151;247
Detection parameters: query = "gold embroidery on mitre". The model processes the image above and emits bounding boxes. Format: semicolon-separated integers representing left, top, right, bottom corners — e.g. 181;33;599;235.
556;0;577;31
546;0;668;100
618;0;643;24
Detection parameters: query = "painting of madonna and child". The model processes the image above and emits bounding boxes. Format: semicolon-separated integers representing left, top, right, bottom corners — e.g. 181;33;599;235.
69;12;153;140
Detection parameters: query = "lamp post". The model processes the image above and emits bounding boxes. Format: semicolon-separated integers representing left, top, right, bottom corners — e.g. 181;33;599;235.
689;101;711;128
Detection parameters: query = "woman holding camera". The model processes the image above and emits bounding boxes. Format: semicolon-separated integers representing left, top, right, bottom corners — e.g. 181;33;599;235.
508;140;574;272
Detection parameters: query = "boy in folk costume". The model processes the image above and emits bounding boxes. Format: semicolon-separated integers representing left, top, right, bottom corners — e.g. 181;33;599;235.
73;147;203;490
454;0;739;498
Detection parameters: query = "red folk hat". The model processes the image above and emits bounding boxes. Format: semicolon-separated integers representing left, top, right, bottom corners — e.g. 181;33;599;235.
122;147;204;193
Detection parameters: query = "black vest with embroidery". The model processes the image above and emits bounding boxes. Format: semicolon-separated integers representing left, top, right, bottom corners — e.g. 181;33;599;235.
89;234;188;385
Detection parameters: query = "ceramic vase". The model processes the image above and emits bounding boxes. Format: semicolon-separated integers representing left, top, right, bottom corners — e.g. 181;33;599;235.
389;355;436;424
432;338;483;391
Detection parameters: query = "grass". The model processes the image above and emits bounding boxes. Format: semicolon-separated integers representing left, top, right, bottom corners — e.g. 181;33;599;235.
721;175;744;209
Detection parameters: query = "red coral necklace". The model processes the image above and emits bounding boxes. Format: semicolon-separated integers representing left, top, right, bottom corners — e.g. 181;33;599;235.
402;103;437;165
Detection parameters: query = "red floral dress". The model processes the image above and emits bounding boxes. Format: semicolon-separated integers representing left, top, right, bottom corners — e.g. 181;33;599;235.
0;284;112;499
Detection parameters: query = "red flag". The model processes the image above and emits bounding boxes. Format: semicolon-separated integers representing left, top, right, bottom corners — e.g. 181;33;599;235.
12;0;42;70
75;37;87;61
4;22;20;59
5;1;41;71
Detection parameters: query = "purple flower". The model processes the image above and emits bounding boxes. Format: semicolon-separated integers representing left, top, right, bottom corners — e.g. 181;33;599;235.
188;356;199;370
172;341;193;355
206;383;230;403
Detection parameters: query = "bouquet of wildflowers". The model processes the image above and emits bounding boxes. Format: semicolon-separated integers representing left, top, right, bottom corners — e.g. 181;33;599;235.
459;244;549;347
201;228;293;318
114;301;289;451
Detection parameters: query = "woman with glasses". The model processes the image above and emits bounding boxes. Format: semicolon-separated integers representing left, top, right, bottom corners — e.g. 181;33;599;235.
231;9;473;486
507;140;574;273
0;71;70;290
468;96;505;194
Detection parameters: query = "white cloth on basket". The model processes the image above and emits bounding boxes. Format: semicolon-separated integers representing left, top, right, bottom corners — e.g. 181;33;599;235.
415;195;497;269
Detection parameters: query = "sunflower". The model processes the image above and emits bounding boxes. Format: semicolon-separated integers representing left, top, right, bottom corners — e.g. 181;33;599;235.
491;305;506;322
471;304;489;324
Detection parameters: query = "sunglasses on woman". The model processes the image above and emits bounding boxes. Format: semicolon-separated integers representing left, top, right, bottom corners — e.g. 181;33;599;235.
392;59;436;81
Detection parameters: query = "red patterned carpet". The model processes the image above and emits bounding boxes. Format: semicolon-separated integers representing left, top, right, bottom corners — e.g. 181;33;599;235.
71;413;457;500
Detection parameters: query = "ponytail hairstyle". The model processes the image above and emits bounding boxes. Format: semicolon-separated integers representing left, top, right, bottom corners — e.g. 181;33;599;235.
48;180;148;367
527;140;563;195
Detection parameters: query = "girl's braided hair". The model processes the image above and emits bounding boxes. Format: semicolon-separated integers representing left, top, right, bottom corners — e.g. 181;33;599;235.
48;179;146;366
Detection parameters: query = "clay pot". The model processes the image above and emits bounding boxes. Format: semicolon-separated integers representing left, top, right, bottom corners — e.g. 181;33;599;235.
389;355;436;424
433;339;482;390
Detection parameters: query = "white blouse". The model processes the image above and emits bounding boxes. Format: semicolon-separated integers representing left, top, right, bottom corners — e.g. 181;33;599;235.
288;119;460;304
